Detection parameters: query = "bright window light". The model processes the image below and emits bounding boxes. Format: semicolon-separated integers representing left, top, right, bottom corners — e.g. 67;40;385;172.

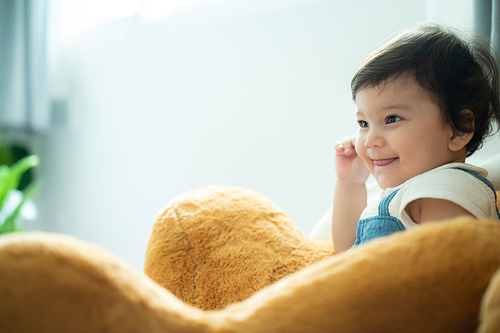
141;0;227;22
54;0;229;39
56;0;141;41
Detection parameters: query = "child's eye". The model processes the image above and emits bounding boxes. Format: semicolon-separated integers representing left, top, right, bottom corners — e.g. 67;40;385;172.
358;120;369;128
386;115;402;124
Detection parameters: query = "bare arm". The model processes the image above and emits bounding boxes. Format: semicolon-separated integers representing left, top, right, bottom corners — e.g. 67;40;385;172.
332;135;370;253
332;181;367;252
406;198;474;225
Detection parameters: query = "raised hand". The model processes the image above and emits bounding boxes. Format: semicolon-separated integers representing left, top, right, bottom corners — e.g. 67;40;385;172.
334;134;370;185
332;134;370;252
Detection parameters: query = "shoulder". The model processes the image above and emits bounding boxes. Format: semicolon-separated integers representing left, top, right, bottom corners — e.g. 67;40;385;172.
401;163;490;196
395;163;498;223
413;162;487;182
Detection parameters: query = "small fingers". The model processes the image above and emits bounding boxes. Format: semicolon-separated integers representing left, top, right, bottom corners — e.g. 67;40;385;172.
334;140;344;152
338;136;356;155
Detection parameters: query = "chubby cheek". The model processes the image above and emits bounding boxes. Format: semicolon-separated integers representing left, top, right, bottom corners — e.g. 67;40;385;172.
355;137;371;168
354;136;363;156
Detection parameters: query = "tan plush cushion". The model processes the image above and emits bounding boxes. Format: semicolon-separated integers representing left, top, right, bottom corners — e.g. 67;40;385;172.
2;186;500;332
144;186;333;310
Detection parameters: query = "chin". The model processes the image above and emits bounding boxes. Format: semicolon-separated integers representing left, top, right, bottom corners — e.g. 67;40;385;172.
376;178;403;190
379;184;390;190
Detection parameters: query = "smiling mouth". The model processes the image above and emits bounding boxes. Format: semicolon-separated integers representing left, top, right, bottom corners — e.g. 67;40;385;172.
373;158;398;166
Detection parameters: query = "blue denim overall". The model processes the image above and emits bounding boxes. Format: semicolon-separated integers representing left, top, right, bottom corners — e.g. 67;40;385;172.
352;189;405;248
352;167;500;249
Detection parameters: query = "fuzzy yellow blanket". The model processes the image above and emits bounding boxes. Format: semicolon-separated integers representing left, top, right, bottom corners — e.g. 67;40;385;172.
1;186;500;332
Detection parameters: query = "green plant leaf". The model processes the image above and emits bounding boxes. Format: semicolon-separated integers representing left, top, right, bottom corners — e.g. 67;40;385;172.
0;165;12;206
0;219;22;234
0;155;39;208
0;178;43;234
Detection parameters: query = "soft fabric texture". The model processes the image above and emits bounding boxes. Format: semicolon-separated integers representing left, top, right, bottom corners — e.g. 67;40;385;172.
359;163;499;231
1;186;500;332
479;268;500;333
352;189;406;247
144;186;333;310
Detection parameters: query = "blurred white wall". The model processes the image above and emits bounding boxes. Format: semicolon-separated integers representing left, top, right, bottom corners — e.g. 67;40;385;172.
28;0;483;270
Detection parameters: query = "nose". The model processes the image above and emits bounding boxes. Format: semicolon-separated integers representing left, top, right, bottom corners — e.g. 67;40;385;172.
364;128;385;148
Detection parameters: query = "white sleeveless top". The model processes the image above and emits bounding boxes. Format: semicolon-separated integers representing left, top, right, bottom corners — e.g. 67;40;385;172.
359;163;500;229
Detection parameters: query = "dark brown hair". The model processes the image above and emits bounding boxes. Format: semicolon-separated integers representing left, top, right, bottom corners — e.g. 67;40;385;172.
351;23;500;156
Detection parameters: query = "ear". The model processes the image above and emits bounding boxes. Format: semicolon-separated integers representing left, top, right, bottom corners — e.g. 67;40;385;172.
448;109;474;152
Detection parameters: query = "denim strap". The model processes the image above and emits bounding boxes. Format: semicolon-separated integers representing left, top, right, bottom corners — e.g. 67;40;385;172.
378;189;400;216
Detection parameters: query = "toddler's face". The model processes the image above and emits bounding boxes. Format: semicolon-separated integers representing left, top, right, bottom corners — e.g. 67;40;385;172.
354;77;462;189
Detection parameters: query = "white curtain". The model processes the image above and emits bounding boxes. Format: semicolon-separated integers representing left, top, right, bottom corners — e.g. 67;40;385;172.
0;0;49;131
474;0;500;53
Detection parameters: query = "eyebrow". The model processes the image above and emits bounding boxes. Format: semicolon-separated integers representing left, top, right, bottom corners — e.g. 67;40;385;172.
357;104;413;116
380;104;413;111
